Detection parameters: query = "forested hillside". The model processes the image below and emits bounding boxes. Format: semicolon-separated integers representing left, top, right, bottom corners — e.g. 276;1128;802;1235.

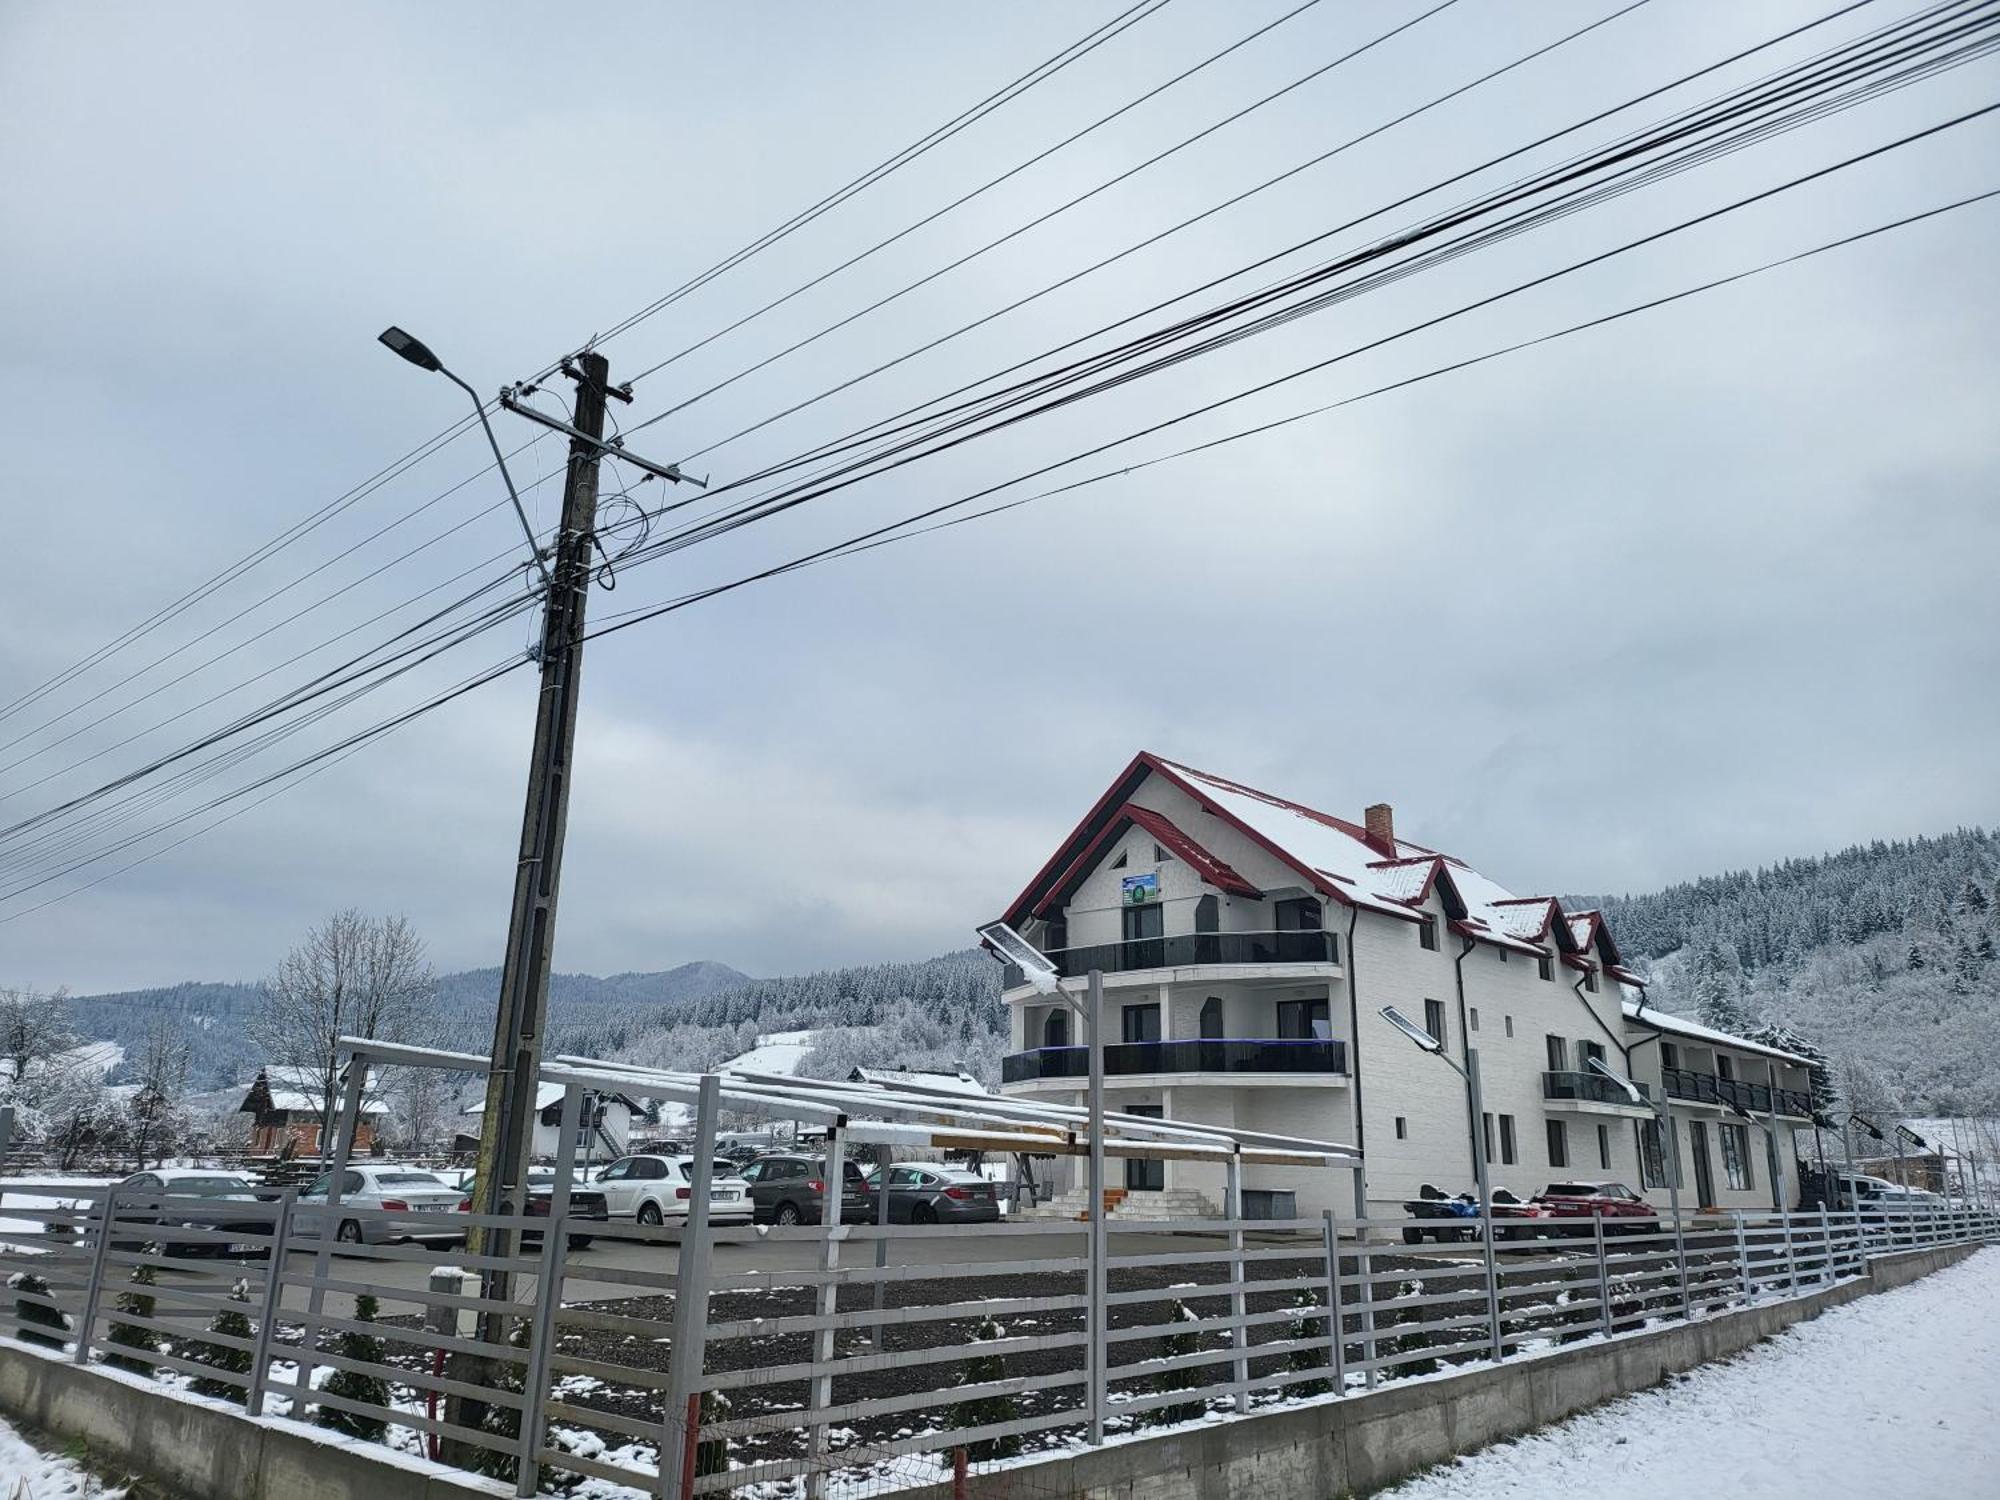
1579;827;2000;1115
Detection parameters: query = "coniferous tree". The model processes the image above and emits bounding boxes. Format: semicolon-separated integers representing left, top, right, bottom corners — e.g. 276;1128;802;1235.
1149;1301;1207;1426
103;1256;161;1376
9;1270;68;1350
951;1316;1020;1460
1283;1290;1333;1397
315;1292;389;1441
186;1276;256;1399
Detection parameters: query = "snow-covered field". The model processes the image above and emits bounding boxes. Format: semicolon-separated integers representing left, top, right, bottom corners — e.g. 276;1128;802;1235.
0;1410;124;1496
1383;1247;2000;1499
721;1029;817;1077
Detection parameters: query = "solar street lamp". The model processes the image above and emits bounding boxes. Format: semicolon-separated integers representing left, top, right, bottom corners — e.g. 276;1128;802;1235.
1380;1006;1503;1363
377;325;548;585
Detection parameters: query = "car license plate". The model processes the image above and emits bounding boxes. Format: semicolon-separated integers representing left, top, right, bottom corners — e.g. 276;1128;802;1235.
413;1203;453;1213
715;1189;740;1201
228;1243;257;1255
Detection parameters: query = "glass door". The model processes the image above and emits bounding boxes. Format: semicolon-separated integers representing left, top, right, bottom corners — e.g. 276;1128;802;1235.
1689;1120;1716;1207
1124;1104;1164;1191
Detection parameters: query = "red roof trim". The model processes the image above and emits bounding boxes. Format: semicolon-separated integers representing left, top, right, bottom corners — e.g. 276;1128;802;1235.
1143;758;1366;912
1609;965;1649;989
1026;803;1259;918
1000;752;1157;928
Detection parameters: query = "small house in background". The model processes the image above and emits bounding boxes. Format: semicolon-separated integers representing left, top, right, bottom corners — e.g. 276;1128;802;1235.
462;1084;641;1165
237;1066;388;1157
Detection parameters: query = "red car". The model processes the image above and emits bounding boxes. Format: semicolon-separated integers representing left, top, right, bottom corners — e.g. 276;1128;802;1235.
1532;1181;1659;1236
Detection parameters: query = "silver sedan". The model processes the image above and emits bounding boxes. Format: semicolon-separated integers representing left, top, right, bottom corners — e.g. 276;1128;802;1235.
293;1164;465;1245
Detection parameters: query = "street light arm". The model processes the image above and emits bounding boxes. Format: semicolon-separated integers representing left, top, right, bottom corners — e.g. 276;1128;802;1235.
438;364;550;587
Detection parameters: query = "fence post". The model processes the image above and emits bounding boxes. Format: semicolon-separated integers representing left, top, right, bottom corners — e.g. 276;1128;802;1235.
72;1184;121;1366
1592;1210;1613;1338
1355;1229;1379;1390
295;1063;368;1410
804;1126;847;1500
1320;1209;1346;1394
1732;1211;1752;1306
1779;1205;1799;1296
514;1229;570;1497
245;1189;297;1416
1225;1152;1249;1413
952;1445;969;1500
1816;1204;1833;1287
664;1076;721;1500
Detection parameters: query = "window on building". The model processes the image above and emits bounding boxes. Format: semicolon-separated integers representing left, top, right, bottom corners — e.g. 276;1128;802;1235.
1469;1007;1480;1032
1660;1042;1680;1071
1597;1124;1612;1170
1537;952;1554;982
1120;1003;1161;1044
1545;1035;1569;1072
1043;1009;1069;1048
1423;998;1447;1045
1497;947;1509;962
1112;850;1128;869
1199;996;1224;1039
1583;967;1600;993
1122;902;1163;964
1499;1114;1518;1165
1504;1015;1515;1037
1394;1117;1408;1140
1419;917;1440;951
1276;998;1330;1040
1482;1112;1495;1164
1717;1055;1736;1082
1546;1119;1569;1169
1720;1123;1753;1191
1194;894;1219;933
1640;1119;1680;1189
1580;1040;1606;1070
1273;897;1323;930
1154;843;1170;863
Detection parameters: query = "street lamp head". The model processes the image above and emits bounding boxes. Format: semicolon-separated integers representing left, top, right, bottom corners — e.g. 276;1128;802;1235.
976;920;1063;998
1584;1054;1647;1107
1379;1005;1443;1054
1726;1103;1755;1124
378;325;444;373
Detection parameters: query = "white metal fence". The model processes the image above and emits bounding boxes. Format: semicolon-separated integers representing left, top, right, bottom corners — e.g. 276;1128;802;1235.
1;1180;1994;1499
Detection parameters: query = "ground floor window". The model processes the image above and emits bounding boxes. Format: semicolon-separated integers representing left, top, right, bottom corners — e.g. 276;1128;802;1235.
1597;1123;1611;1170
1499;1114;1518;1166
1546;1119;1569;1168
1394;1116;1408;1139
1720;1123;1754;1191
1640;1119;1669;1188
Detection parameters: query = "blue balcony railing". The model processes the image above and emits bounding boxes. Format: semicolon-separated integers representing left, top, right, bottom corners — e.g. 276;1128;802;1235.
1002;1037;1347;1084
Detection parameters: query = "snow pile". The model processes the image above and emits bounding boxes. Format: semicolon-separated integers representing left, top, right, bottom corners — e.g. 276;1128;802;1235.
1382;1248;2000;1497
0;1411;126;1495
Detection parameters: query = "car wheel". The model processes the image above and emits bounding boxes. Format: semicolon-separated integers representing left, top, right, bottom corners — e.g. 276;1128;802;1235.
637;1202;663;1228
911;1204;938;1226
1401;1226;1423;1245
336;1219;363;1245
567;1236;594;1251
775;1202;802;1227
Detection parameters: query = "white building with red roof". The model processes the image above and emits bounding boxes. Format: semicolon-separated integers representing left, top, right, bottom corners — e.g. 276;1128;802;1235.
986;753;1815;1219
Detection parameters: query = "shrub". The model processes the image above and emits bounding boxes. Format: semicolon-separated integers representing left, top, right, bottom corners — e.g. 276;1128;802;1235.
1149;1300;1207;1426
951;1316;1020;1460
187;1277;256;1399
315;1292;389;1440
9;1271;69;1350
693;1386;731;1481
1285;1290;1333;1397
103;1256;161;1376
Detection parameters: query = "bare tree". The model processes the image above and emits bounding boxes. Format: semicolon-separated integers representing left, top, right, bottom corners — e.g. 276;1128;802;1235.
0;986;102;1147
389;1065;459;1155
249;910;435;1160
128;1015;193;1171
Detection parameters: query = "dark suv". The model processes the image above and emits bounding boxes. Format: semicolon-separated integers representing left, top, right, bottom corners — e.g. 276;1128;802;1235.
738;1154;872;1225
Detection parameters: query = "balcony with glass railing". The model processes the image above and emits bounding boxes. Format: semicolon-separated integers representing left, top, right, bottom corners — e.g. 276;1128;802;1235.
1542;1070;1654;1110
998;928;1339;989
1001;1037;1348;1085
1661;1066;1812;1118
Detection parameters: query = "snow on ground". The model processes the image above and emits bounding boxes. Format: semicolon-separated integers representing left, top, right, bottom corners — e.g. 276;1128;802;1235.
720;1030;817;1077
0;1410;126;1496
1382;1247;2000;1500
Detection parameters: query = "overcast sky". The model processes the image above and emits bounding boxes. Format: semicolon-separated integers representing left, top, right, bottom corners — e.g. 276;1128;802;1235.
3;1;1996;993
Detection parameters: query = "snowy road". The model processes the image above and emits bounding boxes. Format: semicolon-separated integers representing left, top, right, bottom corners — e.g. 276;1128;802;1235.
1384;1247;2000;1500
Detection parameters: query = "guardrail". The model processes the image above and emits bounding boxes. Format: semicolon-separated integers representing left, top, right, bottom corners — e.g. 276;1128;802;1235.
1003;929;1340;985
1;1178;1994;1499
1003;1037;1348;1083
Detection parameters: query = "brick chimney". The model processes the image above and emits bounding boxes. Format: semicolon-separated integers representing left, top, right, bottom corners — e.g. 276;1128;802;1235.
1363;802;1396;855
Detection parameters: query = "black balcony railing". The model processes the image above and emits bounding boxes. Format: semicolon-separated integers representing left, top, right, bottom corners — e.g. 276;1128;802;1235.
1001;1037;1347;1084
1661;1067;1812;1118
1542;1070;1653;1106
999;929;1338;984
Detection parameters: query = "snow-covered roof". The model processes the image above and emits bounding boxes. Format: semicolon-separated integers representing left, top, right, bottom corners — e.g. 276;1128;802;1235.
240;1066;388;1116
1620;1000;1816;1067
462;1082;641;1115
848;1065;991;1099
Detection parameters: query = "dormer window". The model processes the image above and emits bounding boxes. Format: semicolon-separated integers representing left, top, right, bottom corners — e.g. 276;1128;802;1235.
1537;952;1554;982
1112;851;1128;870
1154;843;1170;863
1418;917;1439;951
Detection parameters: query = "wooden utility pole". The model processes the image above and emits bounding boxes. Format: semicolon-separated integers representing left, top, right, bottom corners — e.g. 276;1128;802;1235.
446;352;611;1454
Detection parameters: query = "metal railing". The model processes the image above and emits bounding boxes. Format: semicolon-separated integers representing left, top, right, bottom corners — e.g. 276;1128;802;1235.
2;1178;1993;1500
1543;1070;1653;1106
1003;1037;1348;1083
1002;928;1339;986
1661;1067;1813;1119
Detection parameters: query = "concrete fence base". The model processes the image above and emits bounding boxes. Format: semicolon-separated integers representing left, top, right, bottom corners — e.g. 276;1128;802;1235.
0;1241;1984;1500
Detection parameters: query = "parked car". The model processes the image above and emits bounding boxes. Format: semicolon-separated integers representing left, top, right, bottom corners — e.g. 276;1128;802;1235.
858;1163;1002;1225
293;1165;467;1245
590;1155;753;1227
737;1153;872;1225
452;1168;609;1250
100;1169;275;1257
1532;1181;1660;1236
